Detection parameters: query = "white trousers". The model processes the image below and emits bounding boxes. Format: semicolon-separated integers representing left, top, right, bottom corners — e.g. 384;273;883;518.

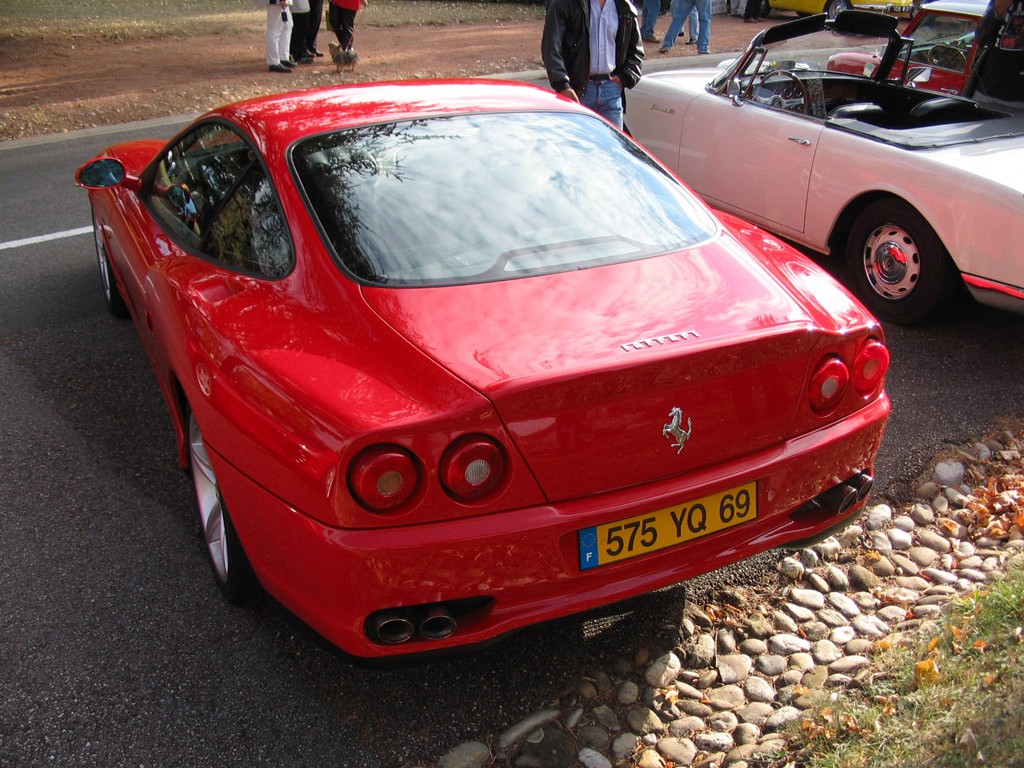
265;5;294;65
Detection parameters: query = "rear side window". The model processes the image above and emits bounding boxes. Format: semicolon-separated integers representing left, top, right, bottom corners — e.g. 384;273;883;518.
148;123;293;278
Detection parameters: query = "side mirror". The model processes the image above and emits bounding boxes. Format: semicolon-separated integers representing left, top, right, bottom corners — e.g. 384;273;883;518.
727;78;745;106
75;157;142;192
76;158;126;188
909;67;932;86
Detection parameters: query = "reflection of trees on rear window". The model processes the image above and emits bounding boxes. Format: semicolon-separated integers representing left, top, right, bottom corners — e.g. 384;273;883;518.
293;112;717;287
207;169;292;278
148;122;293;278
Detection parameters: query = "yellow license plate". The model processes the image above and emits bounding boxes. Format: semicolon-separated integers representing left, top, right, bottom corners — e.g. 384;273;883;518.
578;481;757;570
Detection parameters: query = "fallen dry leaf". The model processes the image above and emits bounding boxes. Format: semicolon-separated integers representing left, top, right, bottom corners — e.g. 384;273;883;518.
914;657;940;688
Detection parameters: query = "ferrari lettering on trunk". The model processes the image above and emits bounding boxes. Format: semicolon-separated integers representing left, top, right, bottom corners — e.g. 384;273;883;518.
621;329;700;352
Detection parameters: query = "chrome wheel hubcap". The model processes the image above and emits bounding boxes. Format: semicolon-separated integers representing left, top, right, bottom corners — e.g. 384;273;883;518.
862;223;920;301
189;413;229;582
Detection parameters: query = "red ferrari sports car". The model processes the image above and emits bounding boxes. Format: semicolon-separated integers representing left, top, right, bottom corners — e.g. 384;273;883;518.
76;80;890;659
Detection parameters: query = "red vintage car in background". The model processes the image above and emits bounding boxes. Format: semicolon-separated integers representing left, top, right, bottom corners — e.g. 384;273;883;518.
76;80;890;658
900;0;986;93
828;0;985;93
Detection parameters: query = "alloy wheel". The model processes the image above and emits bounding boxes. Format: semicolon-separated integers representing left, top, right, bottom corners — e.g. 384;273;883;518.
189;412;229;583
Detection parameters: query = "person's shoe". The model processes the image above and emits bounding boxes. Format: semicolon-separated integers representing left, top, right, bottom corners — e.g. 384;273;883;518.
268;63;292;73
297;55;314;64
658;46;671;53
643;35;661;43
307;48;325;57
281;59;297;67
698;49;710;54
685;37;697;43
744;16;756;21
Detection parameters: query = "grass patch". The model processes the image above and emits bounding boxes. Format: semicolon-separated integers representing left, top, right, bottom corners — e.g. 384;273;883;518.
0;0;544;41
792;558;1024;768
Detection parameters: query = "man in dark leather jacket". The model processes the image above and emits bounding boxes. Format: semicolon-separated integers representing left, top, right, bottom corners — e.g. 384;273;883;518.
965;0;1024;111
542;0;644;129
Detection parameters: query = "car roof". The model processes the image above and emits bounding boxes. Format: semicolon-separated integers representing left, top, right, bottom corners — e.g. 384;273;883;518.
208;79;578;149
917;0;986;16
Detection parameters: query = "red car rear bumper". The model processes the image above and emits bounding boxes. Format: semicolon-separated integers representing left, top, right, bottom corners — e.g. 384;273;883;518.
213;395;889;658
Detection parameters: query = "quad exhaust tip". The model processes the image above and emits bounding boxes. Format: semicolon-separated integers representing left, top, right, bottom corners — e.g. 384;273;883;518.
419;605;457;640
806;471;873;517
368;609;416;645
367;603;457;645
783;471;874;550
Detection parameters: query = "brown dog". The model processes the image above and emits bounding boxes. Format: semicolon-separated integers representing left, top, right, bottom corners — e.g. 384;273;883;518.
328;41;359;73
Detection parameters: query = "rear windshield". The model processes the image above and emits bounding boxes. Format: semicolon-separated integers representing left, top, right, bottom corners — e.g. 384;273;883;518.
292;111;717;286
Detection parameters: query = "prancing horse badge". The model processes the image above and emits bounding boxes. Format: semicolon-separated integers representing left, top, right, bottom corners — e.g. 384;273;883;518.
662;407;693;454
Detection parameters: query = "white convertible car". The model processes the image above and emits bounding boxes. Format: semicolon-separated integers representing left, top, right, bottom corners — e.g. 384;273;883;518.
628;11;1024;324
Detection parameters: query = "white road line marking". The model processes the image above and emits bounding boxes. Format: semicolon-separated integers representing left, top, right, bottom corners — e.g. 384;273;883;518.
0;227;92;251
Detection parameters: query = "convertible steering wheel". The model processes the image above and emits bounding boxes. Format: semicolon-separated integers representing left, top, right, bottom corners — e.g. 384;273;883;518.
926;44;968;71
755;70;809;115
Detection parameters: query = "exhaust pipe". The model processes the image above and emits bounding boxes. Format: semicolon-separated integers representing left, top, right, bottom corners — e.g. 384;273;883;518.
848;472;874;501
818;482;860;516
419;604;457;640
782;472;875;550
368;609;416;644
811;473;873;517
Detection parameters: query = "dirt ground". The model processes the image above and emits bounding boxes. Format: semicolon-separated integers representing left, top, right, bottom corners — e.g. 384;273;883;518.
0;13;775;143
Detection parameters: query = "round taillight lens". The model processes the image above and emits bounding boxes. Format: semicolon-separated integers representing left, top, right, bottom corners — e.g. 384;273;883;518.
441;436;507;502
349;445;420;512
852;338;890;397
808;355;850;414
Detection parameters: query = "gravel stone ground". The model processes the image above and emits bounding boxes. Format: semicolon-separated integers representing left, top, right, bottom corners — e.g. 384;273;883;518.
430;427;1024;768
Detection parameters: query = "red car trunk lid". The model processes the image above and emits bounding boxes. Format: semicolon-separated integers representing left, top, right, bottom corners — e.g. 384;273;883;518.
362;242;820;502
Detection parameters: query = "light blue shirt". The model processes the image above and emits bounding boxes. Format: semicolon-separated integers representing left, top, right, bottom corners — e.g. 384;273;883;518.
589;0;619;77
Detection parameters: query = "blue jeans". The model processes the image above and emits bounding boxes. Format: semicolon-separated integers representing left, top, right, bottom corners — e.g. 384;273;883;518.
641;0;661;38
662;0;711;52
685;7;698;39
581;79;624;129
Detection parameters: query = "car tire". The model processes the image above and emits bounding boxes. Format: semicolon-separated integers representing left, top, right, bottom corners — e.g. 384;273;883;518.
90;204;129;319
188;409;262;606
846;199;960;325
825;0;851;18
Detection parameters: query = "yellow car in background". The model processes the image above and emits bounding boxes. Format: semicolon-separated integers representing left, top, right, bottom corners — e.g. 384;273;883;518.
769;0;912;19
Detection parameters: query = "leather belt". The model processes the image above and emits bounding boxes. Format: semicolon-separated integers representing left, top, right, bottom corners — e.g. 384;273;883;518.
589;73;610;81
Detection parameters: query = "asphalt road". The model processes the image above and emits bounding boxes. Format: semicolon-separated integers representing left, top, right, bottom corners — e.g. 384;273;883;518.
2;101;1023;768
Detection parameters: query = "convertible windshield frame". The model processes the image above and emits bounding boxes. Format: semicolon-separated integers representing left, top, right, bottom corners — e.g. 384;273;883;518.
711;10;906;92
291;110;719;288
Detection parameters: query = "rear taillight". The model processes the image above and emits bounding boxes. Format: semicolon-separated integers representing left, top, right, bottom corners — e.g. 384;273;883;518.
441;435;507;502
808;355;850;415
349;445;420;512
852;338;889;397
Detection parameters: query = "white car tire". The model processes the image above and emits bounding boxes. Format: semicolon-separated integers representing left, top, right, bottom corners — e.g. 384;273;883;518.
826;0;852;17
846;199;960;325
